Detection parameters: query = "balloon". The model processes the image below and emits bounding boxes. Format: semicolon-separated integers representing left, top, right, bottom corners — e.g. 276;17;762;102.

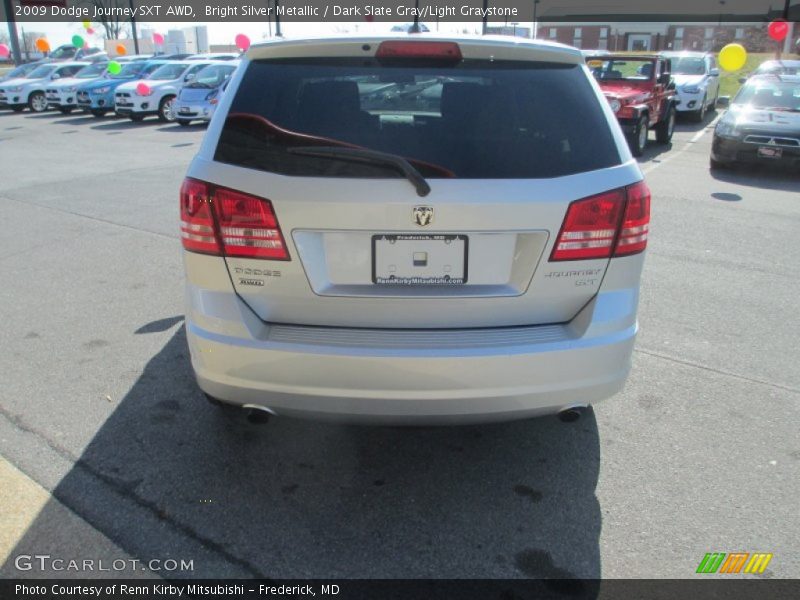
87;28;95;35
136;82;151;96
72;34;84;48
35;38;50;53
235;33;250;51
0;44;9;59
153;32;164;45
768;20;789;42
107;61;122;74
82;20;91;29
83;42;89;50
116;43;127;56
718;43;747;72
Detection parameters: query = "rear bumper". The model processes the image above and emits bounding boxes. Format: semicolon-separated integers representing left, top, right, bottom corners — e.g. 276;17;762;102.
186;283;639;424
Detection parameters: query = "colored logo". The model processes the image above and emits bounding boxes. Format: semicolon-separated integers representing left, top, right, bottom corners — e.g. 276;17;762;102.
696;552;773;574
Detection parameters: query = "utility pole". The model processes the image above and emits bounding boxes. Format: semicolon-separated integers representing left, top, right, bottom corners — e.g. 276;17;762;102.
3;0;22;63
482;0;488;35
532;0;540;39
275;0;282;37
128;0;140;54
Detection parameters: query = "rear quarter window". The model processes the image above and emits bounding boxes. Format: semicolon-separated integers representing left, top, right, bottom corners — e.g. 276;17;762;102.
215;57;621;179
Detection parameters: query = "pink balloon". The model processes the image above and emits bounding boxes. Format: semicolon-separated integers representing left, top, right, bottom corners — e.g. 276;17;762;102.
235;33;250;51
87;27;95;35
153;32;164;45
83;42;89;49
0;43;9;59
136;82;151;96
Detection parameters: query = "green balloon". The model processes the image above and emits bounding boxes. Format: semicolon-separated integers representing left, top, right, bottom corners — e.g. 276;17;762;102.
72;34;84;49
107;61;121;74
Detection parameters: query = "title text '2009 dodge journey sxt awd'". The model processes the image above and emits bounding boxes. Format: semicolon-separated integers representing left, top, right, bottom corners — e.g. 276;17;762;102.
181;35;650;424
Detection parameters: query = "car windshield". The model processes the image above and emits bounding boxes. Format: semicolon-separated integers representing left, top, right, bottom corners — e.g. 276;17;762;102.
48;46;76;60
670;57;705;75
216;58;621;179
76;63;108;78
148;63;188;80
587;59;655;81
756;61;800;76
27;65;57;79
734;80;800;111
186;64;236;88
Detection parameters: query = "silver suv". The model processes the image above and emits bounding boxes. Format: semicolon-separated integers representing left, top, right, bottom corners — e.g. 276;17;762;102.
181;35;650;424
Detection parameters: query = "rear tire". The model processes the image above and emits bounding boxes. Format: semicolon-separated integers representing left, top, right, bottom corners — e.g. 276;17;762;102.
628;115;648;157
655;105;676;144
90;109;106;118
28;92;47;113
692;94;707;122
11;106;25;113
58;106;73;114
710;157;732;171
129;114;145;122
177;118;191;127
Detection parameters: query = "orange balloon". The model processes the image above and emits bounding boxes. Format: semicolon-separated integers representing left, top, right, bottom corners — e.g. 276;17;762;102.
35;38;50;53
115;43;127;56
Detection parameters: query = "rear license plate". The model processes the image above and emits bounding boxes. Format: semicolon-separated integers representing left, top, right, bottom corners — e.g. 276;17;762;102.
372;234;468;285
757;146;782;159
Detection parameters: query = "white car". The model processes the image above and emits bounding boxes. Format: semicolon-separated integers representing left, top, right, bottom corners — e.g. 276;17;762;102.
661;51;720;122
182;35;650;425
45;62;109;114
114;61;212;122
0;62;88;112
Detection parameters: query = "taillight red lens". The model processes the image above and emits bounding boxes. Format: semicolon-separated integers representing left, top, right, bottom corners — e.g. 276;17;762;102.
376;41;462;61
180;178;289;261
549;181;651;261
614;180;651;256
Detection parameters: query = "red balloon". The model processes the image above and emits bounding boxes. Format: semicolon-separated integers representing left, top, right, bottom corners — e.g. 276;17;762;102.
136;82;151;96
235;33;250;52
153;32;164;45
768;20;789;42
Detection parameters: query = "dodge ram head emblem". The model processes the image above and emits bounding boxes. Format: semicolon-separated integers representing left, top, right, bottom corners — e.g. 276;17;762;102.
413;206;434;227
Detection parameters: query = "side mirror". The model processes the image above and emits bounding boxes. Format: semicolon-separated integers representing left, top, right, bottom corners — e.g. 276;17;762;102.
51;73;61;80
184;73;196;82
716;96;730;108
709;68;720;77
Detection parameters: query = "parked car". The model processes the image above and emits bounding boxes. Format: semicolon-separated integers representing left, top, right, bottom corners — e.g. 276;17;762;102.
711;74;800;170
174;61;239;125
660;51;720;122
153;53;195;60
0;62;88;112
44;44;104;62
187;53;239;61
182;36;650;424
46;61;109;113
587;54;677;156
746;59;800;79
114;60;213;122
75;60;168;117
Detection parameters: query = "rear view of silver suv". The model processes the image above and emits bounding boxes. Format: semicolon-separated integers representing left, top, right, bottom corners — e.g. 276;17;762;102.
181;35;649;424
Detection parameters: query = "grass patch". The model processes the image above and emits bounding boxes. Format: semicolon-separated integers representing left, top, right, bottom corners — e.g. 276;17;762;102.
718;52;779;99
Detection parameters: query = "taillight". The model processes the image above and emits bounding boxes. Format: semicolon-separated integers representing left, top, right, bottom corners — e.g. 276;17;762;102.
180;178;289;260
550;181;651;261
376;41;462;61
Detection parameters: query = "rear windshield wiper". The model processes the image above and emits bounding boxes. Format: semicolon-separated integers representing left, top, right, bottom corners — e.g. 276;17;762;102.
288;146;431;197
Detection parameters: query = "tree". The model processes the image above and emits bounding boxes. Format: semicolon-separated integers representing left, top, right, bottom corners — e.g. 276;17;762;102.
80;0;128;40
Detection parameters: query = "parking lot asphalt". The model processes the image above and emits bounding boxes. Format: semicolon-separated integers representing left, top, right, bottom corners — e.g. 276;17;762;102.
0;109;798;580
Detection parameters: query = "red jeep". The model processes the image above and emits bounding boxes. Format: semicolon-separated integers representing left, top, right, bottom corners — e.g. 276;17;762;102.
586;54;677;156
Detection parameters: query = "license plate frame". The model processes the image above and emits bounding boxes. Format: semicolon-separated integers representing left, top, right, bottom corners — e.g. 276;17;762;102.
371;234;468;285
757;146;782;159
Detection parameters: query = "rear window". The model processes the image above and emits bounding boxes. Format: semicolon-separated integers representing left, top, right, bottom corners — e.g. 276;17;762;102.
215;58;621;179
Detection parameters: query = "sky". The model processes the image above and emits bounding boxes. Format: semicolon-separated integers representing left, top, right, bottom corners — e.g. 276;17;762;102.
8;20;492;49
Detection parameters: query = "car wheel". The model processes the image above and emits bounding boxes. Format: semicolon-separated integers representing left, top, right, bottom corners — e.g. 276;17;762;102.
58;106;73;114
709;157;732;171
90;109;106;118
158;95;176;122
129;114;145;122
692;94;707;122
628;115;648;157
177;118;192;127
28;92;48;113
11;106;25;113
655;105;676;144
709;91;718;113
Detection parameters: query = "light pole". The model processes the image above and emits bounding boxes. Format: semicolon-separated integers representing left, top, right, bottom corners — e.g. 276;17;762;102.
128;0;140;54
533;0;540;39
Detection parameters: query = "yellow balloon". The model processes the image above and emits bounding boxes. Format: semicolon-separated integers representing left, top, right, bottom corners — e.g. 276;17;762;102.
718;43;747;72
82;20;91;29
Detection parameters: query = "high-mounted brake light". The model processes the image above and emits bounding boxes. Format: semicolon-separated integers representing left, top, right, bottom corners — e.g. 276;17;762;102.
376;41;462;61
550;181;651;261
180;178;289;261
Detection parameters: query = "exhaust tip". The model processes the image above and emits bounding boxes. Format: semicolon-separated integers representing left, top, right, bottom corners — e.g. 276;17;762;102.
558;407;583;423
243;404;276;424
